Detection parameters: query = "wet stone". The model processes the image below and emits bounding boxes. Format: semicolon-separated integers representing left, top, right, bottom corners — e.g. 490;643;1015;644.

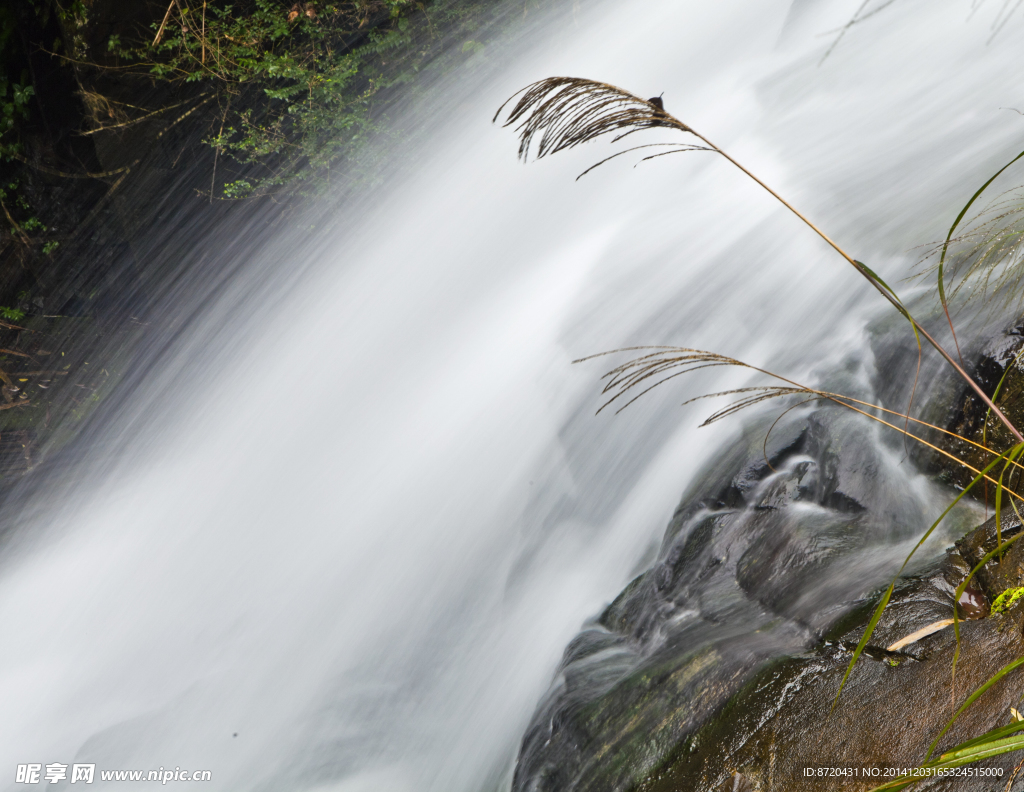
510;402;988;792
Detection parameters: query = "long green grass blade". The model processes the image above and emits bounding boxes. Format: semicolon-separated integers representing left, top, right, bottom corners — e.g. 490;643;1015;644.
939;731;1024;763
926;655;1024;760
954;447;1023;677
994;444;1024;557
834;452;1012;709
867;776;918;792
832;583;893;710
943;719;1024;755
949;445;1024;728
854;259;906;313
868;723;1024;791
855;259;920;347
982;350;1024;479
938;149;1024;307
988;348;1024;423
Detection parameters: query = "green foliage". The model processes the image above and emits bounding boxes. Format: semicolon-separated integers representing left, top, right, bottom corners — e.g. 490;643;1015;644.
0;307;26;321
0;0;63;252
0;175;55;251
925;150;1024;317
106;0;478;198
0;79;33;158
864;657;1024;790
991;586;1024;614
867;719;1024;791
222;179;253;199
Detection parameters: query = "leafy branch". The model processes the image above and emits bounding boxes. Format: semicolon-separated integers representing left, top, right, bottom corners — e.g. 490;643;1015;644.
100;0;433;198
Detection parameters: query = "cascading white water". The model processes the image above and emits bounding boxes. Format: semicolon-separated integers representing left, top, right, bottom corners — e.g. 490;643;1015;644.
2;1;1023;790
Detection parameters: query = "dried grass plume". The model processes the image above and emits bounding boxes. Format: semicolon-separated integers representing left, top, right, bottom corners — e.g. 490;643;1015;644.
494;77;710;177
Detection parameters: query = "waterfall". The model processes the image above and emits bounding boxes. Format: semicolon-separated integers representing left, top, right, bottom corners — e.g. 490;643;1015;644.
2;1;1022;790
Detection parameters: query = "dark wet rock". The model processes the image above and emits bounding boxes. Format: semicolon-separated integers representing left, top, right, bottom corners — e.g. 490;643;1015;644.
639;516;1024;792
513;307;1024;792
717;774;756;792
956;511;1024;612
956;579;990;620
518;512;1024;792
511;399;981;792
929;318;1024;499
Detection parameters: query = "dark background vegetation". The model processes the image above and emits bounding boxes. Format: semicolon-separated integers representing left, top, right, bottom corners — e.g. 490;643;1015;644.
0;0;531;479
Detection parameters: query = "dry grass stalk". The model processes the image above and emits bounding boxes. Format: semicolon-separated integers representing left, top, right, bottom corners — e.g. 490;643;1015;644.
576;346;803;418
496;76;1024;445
494;77;702;167
578;346;1024;499
153;1;176;46
497;81;1024;756
886;618;955;652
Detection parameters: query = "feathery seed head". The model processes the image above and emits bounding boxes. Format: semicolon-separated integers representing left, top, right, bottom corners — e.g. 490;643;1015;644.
494;77;694;164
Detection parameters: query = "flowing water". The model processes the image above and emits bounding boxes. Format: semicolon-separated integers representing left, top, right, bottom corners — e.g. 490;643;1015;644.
2;1;1024;790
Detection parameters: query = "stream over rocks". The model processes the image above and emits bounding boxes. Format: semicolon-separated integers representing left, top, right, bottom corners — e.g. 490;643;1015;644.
512;385;983;792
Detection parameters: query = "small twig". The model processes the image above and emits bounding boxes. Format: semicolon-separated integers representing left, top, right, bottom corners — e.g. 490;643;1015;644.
153;0;176;46
210;97;231;203
819;0;870;65
9;151;133;180
1004;752;1024;792
578;346;1024;501
154;93;219;143
78;94;210;136
0;200;32;246
76;170;129;234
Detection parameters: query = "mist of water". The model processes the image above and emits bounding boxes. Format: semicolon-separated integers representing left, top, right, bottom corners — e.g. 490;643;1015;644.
2;1;1023;790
